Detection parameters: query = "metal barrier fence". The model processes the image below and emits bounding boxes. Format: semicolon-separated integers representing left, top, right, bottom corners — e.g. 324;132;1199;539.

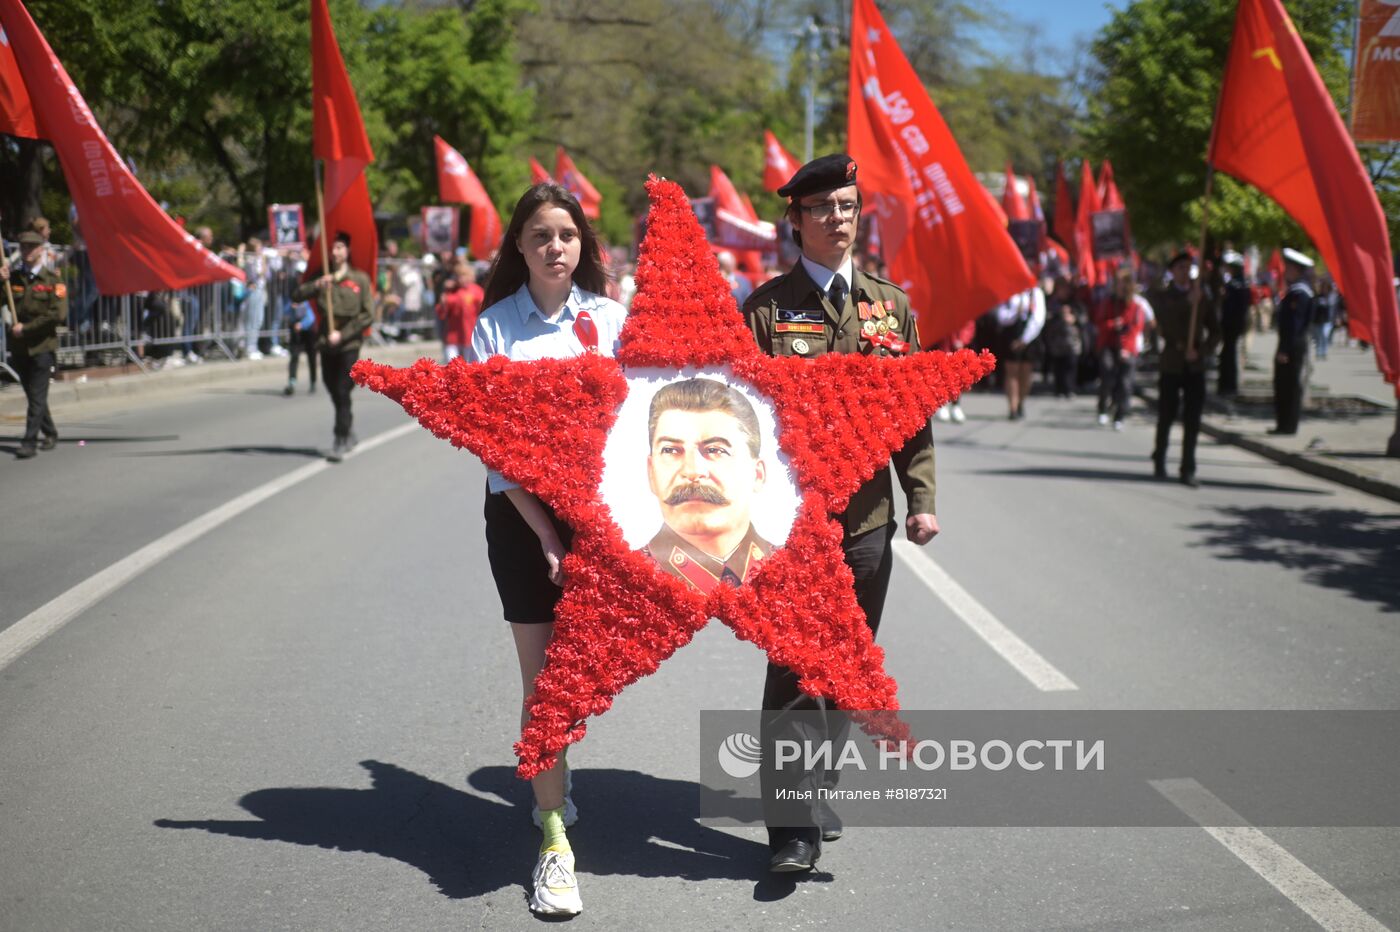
4;248;446;375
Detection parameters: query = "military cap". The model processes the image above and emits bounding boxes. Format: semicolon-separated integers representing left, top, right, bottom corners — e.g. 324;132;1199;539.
334;231;352;246
1281;247;1314;268
17;231;44;246
777;153;858;199
1167;250;1193;269
1221;250;1244;267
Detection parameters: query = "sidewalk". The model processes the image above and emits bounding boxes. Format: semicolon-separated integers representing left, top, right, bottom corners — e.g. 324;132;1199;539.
0;340;444;420
1139;341;1400;504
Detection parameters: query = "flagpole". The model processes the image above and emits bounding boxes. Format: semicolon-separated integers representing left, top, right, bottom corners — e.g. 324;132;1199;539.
312;160;335;340
1187;0;1239;360
1184;164;1215;358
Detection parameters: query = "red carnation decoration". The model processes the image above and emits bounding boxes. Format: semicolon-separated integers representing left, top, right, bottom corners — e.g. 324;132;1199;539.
354;176;994;778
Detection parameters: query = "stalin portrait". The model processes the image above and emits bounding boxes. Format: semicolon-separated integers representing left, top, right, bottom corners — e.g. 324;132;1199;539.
642;377;774;594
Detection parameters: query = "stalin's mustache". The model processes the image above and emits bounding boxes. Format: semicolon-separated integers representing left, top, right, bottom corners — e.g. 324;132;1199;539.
665;483;729;506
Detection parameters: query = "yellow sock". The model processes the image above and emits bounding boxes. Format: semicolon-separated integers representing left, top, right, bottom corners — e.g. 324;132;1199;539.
538;806;571;854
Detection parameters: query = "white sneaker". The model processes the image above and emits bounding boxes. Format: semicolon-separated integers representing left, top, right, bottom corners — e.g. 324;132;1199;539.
529;849;582;916
269;345;289;357
185;352;202;364
1113;420;1124;432
1097;413;1109;426
950;404;966;424
531;794;578;828
245;350;264;361
164;355;186;368
934;405;952;422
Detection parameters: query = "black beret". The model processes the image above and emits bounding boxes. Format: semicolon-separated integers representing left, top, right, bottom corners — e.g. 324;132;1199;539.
1167;251;1193;268
334;231;352;246
777;153;858;200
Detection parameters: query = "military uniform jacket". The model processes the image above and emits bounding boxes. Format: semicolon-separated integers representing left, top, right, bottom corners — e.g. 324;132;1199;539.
642;522;772;596
1275;281;1314;353
743;262;937;537
7;264;67;356
292;268;375;353
1149;283;1220;375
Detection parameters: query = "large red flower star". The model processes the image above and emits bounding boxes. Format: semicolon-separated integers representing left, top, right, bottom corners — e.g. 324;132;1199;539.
353;177;994;778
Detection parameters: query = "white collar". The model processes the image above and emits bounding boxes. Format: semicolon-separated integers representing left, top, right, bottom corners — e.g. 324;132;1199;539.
515;282;586;324
800;254;854;296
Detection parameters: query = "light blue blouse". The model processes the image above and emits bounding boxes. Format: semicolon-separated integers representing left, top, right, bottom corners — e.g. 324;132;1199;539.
468;282;628;492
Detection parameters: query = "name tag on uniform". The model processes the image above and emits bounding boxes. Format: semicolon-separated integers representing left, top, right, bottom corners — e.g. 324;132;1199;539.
774;307;823;324
774;322;823;334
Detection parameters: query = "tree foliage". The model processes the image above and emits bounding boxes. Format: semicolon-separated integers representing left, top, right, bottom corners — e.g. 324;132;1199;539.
1;0;532;245
1079;0;1379;253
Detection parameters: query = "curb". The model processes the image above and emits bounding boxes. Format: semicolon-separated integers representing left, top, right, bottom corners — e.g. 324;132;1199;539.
1;342;442;419
1137;387;1400;505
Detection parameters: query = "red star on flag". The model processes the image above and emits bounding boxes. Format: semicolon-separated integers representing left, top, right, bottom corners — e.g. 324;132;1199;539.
353;177;994;778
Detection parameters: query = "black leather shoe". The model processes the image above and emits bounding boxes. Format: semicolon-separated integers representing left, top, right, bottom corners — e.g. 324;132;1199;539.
1152;461;1167;480
1180;473;1200;489
38;434;57;451
15;443;36;460
818;800;843;842
769;838;819;872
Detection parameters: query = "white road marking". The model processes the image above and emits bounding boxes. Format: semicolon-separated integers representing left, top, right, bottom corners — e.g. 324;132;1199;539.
892;540;1078;691
0;421;418;671
1151;778;1391;932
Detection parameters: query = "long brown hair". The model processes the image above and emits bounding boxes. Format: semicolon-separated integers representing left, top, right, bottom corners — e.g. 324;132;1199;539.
481;183;606;310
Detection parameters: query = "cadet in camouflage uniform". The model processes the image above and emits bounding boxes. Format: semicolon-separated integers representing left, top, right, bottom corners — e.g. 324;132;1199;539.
742;153;938;874
292;232;375;461
3;231;66;459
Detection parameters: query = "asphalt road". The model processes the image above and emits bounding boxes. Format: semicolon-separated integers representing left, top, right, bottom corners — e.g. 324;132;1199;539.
1;371;1397;931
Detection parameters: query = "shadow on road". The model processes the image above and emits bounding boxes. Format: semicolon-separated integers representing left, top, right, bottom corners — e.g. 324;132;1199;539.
155;760;772;903
975;466;1327;495
123;444;324;459
1189;506;1400;613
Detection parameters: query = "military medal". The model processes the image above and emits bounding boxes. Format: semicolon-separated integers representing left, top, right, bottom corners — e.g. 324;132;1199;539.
875;319;890;336
862;319;878;336
792;338;810;355
858;301;872;320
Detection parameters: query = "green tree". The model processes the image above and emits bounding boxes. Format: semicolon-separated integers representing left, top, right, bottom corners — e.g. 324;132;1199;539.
0;0;533;245
1080;0;1365;252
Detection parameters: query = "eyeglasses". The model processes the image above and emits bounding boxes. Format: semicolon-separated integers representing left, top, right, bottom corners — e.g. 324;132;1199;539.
798;200;860;221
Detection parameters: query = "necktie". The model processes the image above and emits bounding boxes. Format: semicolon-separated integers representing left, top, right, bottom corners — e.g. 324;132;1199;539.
827;275;847;311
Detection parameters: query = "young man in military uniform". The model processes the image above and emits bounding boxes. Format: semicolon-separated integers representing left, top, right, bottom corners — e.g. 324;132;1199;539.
1149;252;1221;488
2;231;67;459
1271;248;1315;436
293;232;374;461
742;153;938;873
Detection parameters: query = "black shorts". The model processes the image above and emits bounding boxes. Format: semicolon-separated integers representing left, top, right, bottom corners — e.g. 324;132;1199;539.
483;489;575;624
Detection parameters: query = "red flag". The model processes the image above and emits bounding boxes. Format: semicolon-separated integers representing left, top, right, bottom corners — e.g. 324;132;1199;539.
1099;160;1125;210
762;129;801;192
435;135;501;259
847;0;1033;346
1002;163;1030;221
1051;161;1075;255
1073;160;1100;289
555;146;601;219
708;164;764;278
0;0;242;292
1027;175;1050;258
528;156;553;185
1351;0;1400;142
309;0;376;283
1211;0;1399;391
0;20;37;139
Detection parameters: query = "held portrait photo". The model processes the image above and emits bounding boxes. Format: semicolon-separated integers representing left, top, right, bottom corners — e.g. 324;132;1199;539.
599;370;800;595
